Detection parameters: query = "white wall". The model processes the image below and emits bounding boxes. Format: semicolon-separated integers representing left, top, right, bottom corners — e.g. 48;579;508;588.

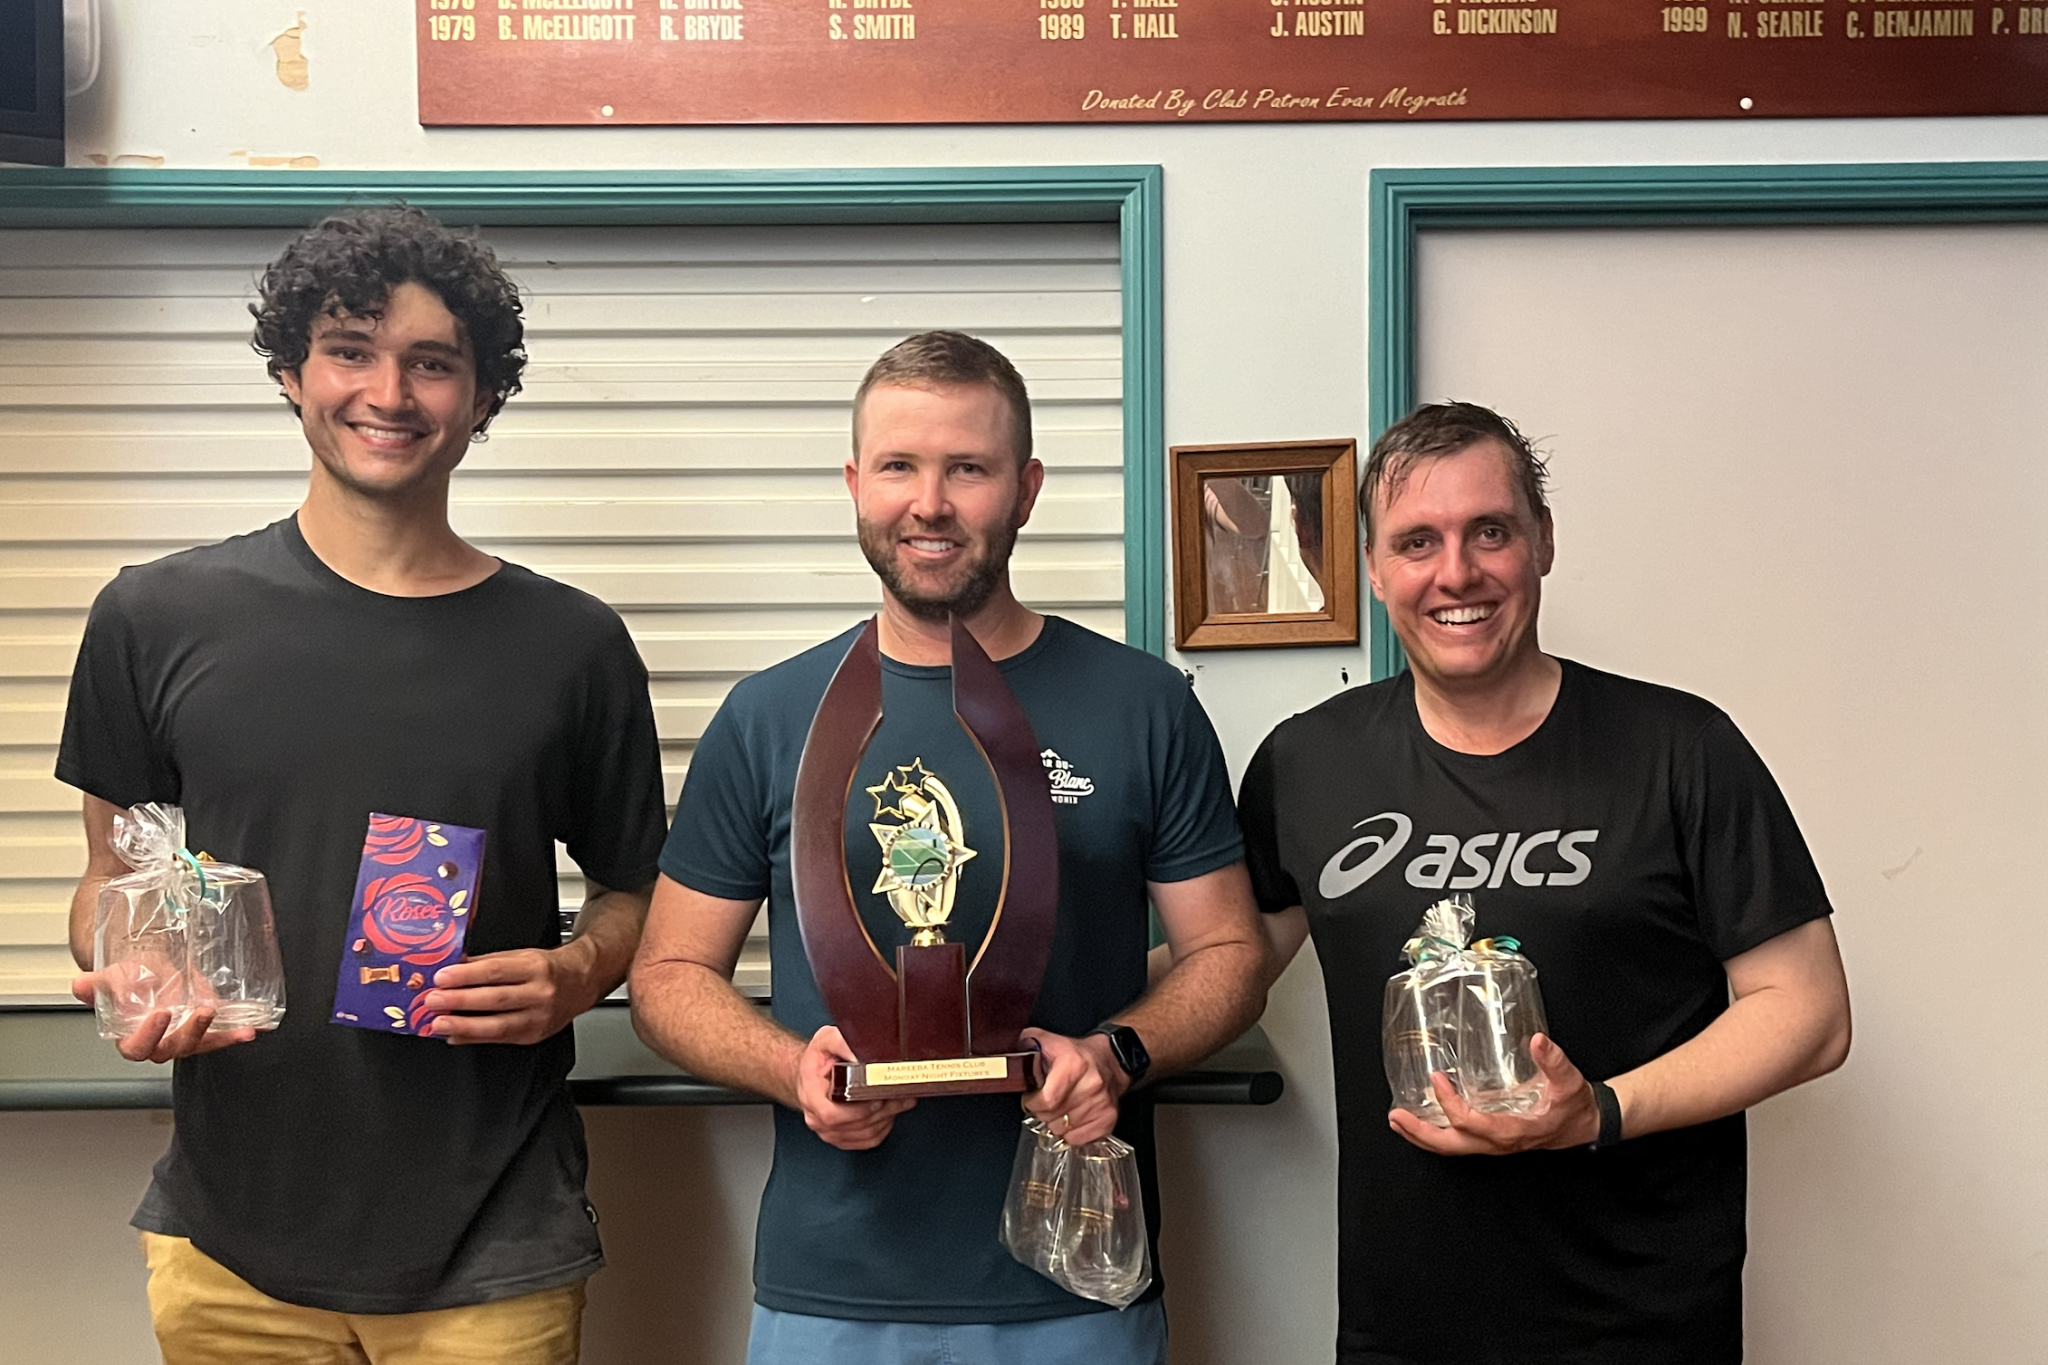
4;2;2045;1361
1415;223;2048;1362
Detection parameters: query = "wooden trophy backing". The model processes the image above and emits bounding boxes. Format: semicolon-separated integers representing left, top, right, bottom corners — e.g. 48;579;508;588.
792;617;1059;1100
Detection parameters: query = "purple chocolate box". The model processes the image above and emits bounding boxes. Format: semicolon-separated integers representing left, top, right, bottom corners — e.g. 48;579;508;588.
331;813;485;1036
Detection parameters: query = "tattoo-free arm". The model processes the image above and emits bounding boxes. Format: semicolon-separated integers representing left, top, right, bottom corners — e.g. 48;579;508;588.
1395;915;1851;1155
628;873;797;1103
1120;861;1273;1075
1027;860;1270;1145
1608;915;1851;1138
629;873;913;1150
423;876;654;1045
1149;900;1309;991
68;794;127;970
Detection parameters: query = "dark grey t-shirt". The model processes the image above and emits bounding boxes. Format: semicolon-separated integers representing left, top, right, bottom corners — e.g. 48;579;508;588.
59;517;668;1313
660;617;1243;1323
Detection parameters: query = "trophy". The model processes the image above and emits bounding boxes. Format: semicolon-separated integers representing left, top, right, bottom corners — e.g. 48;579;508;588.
792;616;1057;1101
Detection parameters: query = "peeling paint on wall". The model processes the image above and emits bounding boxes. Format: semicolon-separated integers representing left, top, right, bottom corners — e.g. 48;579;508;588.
227;149;323;168
270;13;309;91
84;153;168;168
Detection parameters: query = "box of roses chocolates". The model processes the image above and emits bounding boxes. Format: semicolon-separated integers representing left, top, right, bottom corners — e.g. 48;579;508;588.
331;814;484;1036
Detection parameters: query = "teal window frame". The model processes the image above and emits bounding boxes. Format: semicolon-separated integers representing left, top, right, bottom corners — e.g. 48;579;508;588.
1366;160;2048;681
0;164;1169;653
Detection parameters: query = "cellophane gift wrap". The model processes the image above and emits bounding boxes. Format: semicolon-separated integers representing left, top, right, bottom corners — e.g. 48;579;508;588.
1001;1116;1153;1308
92;803;286;1040
1381;894;1548;1127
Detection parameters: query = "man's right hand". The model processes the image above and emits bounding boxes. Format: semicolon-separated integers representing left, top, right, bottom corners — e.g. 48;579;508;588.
793;1025;916;1151
71;972;257;1065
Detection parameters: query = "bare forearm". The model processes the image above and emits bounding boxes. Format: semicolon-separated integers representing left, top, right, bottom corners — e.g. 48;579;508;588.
70;796;130;970
69;875;104;970
553;883;652;1012
1117;938;1269;1078
1611;979;1850;1140
630;960;806;1107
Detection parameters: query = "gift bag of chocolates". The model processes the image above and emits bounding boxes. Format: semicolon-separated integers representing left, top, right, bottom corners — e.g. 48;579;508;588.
1382;894;1548;1127
1000;1116;1153;1309
331;814;484;1036
92;803;286;1040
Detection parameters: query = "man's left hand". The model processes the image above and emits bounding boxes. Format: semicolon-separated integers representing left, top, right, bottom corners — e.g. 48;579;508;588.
1020;1028;1127;1146
1389;1033;1602;1155
418;944;600;1046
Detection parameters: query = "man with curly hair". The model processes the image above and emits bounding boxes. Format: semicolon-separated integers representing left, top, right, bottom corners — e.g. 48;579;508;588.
59;205;667;1363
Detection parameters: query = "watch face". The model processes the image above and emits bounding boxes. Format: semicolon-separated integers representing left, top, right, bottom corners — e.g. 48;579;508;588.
1104;1025;1149;1077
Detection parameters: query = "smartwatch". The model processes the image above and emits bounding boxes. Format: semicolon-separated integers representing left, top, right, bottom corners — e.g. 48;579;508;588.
1090;1023;1151;1085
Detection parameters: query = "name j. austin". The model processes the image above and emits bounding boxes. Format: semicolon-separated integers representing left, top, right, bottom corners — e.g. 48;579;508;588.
1082;85;1467;115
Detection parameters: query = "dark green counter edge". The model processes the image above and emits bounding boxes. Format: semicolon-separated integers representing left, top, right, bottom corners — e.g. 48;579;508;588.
0;1003;1283;1110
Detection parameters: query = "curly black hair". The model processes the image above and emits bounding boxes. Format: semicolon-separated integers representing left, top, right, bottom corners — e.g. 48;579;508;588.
250;204;527;435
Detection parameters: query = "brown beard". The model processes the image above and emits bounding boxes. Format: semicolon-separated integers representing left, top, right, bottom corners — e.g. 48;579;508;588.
856;509;1020;623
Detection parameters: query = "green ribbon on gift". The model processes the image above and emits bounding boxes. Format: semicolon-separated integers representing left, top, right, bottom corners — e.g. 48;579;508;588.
172;848;212;914
1405;932;1524;964
1402;933;1462;963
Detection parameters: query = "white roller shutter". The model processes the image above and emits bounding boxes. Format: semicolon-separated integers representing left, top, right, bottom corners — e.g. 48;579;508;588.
0;222;1124;1002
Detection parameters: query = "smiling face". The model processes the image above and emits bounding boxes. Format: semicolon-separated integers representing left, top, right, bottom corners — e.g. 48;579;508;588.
1366;438;1555;697
845;381;1043;623
279;281;492;505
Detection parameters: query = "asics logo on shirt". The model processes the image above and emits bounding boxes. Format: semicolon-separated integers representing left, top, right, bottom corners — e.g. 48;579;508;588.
1317;812;1599;899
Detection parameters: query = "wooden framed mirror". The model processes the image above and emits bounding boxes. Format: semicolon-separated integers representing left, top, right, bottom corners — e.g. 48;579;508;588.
1170;438;1358;650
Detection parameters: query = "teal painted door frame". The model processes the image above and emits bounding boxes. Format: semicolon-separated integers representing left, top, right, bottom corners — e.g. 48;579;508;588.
0;165;1169;653
1366;160;2048;681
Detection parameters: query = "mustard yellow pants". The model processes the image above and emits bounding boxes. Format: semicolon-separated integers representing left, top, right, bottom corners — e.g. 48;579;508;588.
141;1231;586;1365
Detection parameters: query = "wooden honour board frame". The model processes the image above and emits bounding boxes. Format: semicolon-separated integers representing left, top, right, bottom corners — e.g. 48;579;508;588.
418;0;2048;125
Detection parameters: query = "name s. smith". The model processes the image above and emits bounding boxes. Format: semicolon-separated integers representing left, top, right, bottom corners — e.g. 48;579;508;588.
854;0;913;38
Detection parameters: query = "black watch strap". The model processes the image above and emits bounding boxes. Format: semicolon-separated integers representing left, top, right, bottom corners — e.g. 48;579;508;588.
1090;1023;1151;1083
1588;1079;1624;1150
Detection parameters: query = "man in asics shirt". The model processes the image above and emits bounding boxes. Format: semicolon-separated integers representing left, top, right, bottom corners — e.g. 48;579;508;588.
1239;402;1852;1365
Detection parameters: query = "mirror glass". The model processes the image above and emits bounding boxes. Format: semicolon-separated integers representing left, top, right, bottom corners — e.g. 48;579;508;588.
1200;471;1326;615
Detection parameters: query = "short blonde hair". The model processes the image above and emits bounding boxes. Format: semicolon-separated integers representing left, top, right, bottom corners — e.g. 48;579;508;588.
853;331;1032;466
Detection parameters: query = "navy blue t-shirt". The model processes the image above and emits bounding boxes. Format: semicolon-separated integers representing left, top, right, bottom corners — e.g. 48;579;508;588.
660;616;1243;1323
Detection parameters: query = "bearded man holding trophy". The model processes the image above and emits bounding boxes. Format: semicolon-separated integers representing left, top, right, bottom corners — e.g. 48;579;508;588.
631;331;1269;1364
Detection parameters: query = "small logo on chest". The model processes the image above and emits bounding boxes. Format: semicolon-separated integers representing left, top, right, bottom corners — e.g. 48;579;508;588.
1039;748;1095;805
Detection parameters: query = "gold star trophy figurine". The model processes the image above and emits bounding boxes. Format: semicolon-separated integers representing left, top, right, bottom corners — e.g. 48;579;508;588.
868;758;977;948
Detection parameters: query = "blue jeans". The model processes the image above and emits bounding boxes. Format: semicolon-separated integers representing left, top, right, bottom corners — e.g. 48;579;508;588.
746;1300;1168;1365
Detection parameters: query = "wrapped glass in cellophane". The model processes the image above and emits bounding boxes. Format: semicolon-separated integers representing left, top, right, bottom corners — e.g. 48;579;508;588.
92;803;286;1040
1382;894;1547;1127
1001;1116;1153;1308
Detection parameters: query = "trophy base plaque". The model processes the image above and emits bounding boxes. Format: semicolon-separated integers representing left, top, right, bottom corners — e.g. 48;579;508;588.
828;941;1045;1101
832;1050;1043;1103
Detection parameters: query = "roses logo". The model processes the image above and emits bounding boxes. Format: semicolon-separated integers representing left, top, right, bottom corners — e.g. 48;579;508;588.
361;870;466;965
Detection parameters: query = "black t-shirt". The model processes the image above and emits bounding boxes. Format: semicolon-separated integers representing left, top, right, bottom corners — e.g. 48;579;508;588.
57;517;668;1314
661;617;1244;1323
1238;661;1833;1365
